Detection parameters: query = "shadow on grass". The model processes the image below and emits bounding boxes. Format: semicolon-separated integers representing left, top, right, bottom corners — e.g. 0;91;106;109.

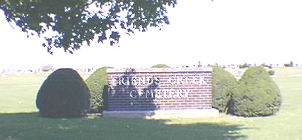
0;112;247;140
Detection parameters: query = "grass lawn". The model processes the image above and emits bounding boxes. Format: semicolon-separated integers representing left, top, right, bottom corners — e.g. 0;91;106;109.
0;68;302;140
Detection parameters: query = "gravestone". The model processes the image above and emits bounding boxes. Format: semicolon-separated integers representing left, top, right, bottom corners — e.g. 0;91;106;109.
103;67;218;118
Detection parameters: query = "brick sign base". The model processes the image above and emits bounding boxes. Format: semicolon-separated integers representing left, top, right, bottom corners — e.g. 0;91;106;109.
103;67;218;118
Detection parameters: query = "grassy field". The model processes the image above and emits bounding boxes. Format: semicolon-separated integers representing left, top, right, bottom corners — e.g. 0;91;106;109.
0;68;302;140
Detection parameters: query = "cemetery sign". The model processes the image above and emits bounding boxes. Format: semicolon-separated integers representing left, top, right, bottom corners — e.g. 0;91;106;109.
103;67;218;118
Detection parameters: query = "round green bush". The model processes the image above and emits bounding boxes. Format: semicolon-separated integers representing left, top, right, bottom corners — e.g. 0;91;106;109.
36;68;90;118
85;67;109;112
268;70;275;76
151;64;170;68
212;67;238;113
228;66;282;117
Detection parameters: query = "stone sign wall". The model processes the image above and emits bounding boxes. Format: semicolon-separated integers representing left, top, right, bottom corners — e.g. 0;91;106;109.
104;68;213;113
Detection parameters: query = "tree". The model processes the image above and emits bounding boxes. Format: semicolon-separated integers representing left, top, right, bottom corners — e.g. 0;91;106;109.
0;0;177;54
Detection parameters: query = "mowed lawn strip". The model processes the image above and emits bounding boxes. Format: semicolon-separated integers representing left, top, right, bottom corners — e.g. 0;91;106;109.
0;73;47;113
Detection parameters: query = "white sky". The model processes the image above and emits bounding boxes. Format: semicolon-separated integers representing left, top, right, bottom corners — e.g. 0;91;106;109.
1;0;302;69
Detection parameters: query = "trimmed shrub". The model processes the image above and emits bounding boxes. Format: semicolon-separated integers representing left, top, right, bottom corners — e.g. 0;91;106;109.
151;64;170;68
85;67;109;112
268;70;275;76
212;67;238;113
36;68;90;118
228;66;282;117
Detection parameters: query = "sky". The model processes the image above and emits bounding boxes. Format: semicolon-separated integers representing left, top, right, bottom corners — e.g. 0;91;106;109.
1;0;302;69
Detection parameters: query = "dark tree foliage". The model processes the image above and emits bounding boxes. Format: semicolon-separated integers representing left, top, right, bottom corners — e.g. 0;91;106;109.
36;68;90;118
0;0;177;53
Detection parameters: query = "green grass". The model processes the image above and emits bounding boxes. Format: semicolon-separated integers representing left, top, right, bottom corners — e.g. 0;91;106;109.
1;68;302;140
0;113;245;140
0;73;47;113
